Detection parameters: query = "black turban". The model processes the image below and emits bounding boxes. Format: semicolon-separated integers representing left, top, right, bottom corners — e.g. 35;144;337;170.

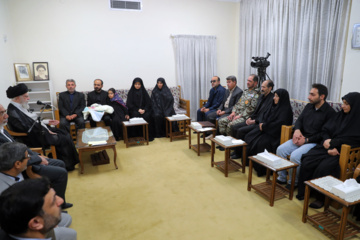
6;83;28;98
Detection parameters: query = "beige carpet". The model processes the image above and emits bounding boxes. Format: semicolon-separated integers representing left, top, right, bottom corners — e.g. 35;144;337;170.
65;136;356;240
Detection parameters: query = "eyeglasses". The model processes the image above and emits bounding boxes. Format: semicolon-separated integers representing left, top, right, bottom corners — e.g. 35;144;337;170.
0;110;6;117
23;153;31;160
210;80;217;83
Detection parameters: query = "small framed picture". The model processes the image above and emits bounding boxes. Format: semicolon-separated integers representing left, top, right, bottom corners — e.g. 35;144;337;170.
33;62;49;81
14;63;33;82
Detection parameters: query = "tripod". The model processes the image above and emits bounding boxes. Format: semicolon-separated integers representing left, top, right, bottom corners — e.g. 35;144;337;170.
257;67;272;88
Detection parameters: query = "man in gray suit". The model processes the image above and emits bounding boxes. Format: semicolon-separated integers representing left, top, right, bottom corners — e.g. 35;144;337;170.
0;142;76;240
206;75;243;124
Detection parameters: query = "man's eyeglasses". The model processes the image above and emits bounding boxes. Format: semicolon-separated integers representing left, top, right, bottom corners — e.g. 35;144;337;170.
210;80;217;83
23;153;31;160
0;110;6;117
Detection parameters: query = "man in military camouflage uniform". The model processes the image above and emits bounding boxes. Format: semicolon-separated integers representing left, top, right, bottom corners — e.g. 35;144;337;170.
218;74;260;136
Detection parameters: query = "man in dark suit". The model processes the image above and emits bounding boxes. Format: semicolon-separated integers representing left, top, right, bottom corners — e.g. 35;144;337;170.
0;104;72;209
87;79;111;127
58;79;85;132
206;75;243;124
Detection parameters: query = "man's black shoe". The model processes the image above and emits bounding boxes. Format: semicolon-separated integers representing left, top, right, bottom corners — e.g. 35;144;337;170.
285;184;297;190
309;200;324;209
218;146;225;151
230;154;241;159
276;179;286;185
62;203;73;210
216;146;221;149
296;194;304;201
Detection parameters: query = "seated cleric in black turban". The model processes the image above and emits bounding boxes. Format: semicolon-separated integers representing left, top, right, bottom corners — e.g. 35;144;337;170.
6;83;28;98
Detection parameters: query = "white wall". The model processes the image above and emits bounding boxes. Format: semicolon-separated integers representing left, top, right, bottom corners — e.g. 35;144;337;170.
7;0;239;94
341;0;360;99
0;0;14;106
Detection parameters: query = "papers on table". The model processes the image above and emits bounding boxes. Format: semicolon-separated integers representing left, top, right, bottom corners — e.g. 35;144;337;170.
214;135;245;146
190;122;202;129
82;127;109;143
171;114;189;120
129;117;146;124
311;176;360;202
88;141;107;146
197;127;214;132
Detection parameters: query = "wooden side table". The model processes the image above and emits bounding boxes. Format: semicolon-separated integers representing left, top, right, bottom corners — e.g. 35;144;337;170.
247;155;298;206
302;176;360;240
210;137;247;177
122;120;149;148
187;125;216;156
76;127;118;174
165;116;191;142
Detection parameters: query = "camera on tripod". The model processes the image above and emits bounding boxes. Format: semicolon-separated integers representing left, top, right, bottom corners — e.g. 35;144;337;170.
251;52;271;69
250;52;271;86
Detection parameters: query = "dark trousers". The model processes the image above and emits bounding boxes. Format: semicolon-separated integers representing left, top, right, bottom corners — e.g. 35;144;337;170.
32;158;68;203
197;108;216;122
60;116;85;132
233;123;257;156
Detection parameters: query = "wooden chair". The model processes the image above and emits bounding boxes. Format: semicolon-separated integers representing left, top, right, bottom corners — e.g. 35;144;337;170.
4;125;57;159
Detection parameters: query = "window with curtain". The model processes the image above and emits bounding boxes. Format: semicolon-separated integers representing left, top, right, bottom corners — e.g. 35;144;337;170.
172;35;217;119
238;0;351;101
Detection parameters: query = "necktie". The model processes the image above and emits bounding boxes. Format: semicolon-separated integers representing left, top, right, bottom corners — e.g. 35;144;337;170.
1;130;14;142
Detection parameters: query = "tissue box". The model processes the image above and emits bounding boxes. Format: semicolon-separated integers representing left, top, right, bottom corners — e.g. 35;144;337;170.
214;135;233;145
332;179;360;200
129;117;145;123
190;122;202;129
172;114;188;120
255;152;282;167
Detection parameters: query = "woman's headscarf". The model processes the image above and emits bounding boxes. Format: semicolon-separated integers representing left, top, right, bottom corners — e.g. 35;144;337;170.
109;88;127;109
151;78;175;117
127;77;151;111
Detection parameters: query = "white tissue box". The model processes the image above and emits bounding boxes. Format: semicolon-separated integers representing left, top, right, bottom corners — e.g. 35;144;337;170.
129;117;145;123
214;135;233;145
172;114;188;120
255;152;282;167
332;179;360;199
190;122;202;129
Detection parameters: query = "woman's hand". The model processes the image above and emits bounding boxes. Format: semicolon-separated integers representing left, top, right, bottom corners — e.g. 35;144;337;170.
323;139;331;149
125;115;129;120
259;123;263;131
328;148;340;156
139;109;145;114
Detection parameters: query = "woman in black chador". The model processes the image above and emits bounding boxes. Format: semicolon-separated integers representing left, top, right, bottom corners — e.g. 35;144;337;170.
126;77;154;140
245;88;293;177
108;88;129;141
151;78;178;138
297;92;360;208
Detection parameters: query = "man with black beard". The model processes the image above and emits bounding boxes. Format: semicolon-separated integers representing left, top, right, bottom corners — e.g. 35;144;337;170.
0;177;68;240
87;79;111;127
277;84;336;190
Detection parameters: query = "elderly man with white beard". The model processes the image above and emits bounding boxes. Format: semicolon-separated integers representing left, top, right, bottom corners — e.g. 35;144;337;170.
6;83;79;171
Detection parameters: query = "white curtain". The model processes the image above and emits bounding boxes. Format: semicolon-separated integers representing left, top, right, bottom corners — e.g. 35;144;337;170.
172;35;217;119
238;0;351;101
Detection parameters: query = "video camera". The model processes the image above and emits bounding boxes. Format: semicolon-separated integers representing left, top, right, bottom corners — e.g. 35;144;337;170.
251;52;271;69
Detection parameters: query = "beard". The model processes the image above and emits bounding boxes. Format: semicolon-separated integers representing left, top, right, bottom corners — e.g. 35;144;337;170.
40;212;61;235
20;102;30;110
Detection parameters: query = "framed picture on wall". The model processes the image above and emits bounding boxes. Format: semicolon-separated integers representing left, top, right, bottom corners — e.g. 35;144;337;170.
33;62;49;81
14;63;33;82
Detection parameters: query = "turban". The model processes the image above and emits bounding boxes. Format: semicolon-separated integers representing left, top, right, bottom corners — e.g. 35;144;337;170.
6;83;28;98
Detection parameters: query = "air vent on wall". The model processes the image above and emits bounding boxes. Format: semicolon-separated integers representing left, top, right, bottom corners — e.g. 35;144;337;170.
110;0;142;11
